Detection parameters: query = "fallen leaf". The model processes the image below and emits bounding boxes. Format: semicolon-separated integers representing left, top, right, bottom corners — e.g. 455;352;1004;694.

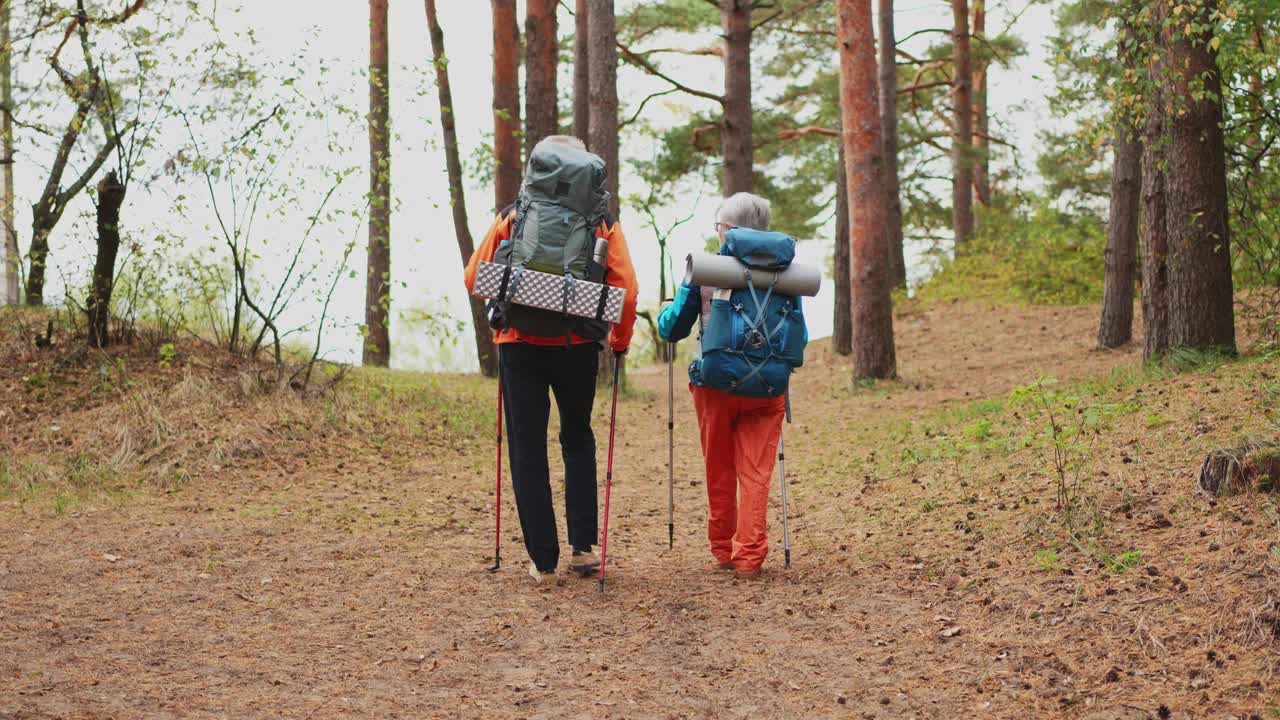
940;626;963;638
103;554;121;563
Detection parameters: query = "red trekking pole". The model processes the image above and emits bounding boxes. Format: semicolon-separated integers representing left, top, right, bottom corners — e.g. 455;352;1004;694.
598;351;622;592
488;376;503;573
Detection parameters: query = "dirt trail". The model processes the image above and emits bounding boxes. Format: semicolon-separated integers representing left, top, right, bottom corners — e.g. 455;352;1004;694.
3;302;1276;719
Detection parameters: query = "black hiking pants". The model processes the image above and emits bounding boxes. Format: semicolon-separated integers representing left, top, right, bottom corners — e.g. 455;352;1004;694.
500;342;599;572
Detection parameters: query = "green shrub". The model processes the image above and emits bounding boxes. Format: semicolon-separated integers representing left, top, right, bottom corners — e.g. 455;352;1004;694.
915;198;1107;306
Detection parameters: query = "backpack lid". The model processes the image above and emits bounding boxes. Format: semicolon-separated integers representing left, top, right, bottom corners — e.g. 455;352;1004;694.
521;142;609;220
722;228;796;270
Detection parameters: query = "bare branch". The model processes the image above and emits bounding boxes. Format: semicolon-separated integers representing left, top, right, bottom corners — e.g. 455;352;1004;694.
778;126;840;140
617;41;725;106
751;0;826;33
619;88;679;130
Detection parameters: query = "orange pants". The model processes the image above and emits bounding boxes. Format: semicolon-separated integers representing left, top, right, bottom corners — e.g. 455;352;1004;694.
690;385;786;572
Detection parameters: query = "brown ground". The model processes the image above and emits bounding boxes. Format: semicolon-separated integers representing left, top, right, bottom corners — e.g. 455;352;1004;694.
2;302;1277;719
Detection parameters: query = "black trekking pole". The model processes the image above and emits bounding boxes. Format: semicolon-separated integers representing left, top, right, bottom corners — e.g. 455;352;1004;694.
598;351;623;592
778;391;792;568
488;376;504;573
667;341;675;549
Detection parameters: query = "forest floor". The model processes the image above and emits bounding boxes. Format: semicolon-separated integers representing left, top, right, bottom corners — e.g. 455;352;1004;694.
2;301;1279;719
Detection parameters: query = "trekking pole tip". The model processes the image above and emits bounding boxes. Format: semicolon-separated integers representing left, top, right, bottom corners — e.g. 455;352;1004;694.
597;577;605;593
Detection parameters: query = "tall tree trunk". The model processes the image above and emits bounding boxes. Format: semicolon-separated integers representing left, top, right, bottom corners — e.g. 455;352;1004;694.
721;0;753;196
833;133;852;356
364;0;392;367
1163;0;1235;353
838;0;896;380
524;0;559;155
1097;17;1141;350
971;0;990;208
1141;19;1170;361
492;0;522;211
1;0;16;306
950;0;974;250
589;0;621;385
573;0;590;143
877;0;906;288
426;0;498;377
87;171;124;348
26;217;52;306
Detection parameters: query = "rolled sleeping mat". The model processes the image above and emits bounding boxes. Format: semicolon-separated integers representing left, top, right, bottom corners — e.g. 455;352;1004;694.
684;253;822;297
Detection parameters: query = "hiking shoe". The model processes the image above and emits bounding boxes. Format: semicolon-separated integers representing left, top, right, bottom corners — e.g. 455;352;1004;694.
734;567;763;580
568;549;601;575
716;561;735;571
528;563;556;584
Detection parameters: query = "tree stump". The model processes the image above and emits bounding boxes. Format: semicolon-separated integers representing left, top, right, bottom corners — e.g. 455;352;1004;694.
1198;439;1280;496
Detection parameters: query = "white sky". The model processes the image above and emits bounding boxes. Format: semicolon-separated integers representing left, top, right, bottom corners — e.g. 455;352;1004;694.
13;0;1058;372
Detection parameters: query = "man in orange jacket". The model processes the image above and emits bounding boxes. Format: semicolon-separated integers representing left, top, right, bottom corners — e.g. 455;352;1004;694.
464;135;638;584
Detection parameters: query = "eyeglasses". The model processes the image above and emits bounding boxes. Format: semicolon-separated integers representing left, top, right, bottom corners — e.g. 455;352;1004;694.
713;222;735;232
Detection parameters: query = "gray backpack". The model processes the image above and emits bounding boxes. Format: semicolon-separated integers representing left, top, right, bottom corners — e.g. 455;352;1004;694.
489;142;612;342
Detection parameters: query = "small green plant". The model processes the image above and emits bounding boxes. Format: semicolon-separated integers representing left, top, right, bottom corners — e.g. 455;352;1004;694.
1103;550;1143;573
1034;549;1062;571
1144;413;1170;429
159;343;177;368
53;494;69;515
921;499;938;513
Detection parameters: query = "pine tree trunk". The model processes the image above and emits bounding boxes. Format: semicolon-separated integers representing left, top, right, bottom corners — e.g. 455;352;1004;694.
426;0;498;377
1097;17;1141;350
524;0;559;155
1;0;16;306
1163;0;1235;353
950;0;974;250
721;0;753;196
1141;17;1170;361
838;0;896;380
492;0;522;211
364;0;392;367
87;171;125;348
833;133;853;356
877;0;906;288
588;0;621;385
573;0;590;144
971;0;990;208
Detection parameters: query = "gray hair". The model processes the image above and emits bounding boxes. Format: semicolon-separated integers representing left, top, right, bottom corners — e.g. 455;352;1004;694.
716;192;771;230
535;134;587;151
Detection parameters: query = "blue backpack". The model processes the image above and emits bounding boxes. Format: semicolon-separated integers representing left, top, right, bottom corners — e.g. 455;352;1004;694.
695;229;807;398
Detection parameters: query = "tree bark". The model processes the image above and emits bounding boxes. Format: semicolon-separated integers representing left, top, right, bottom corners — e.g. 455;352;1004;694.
364;0;392;367
524;0;559;155
426;0;498;377
492;0;522;211
573;0;590;144
838;0;896;380
833;132;852;356
1097;17;1141;350
589;0;621;385
1162;0;1235;353
1;0;16;306
588;0;619;219
1098;124;1141;350
877;0;906;288
950;0;974;250
971;0;990;208
721;0;753;196
1141;17;1170;361
87;171;124;348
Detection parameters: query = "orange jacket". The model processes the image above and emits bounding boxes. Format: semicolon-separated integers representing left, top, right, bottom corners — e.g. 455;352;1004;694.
464;208;639;354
